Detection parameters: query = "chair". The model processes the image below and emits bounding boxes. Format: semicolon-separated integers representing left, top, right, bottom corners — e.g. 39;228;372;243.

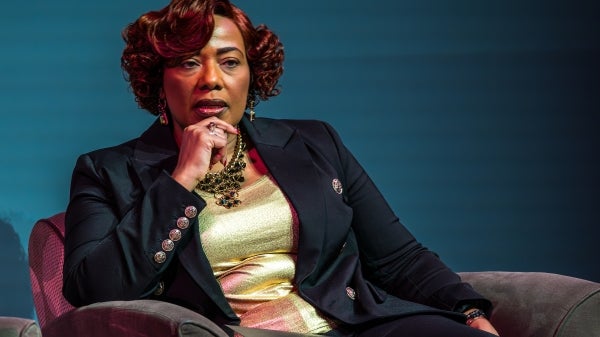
0;316;41;337
28;213;600;337
28;213;229;337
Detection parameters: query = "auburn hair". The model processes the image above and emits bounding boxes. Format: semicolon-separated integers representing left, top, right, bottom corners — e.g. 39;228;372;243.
121;0;284;115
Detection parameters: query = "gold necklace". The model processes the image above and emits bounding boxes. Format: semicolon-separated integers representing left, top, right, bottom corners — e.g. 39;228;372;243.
196;131;246;208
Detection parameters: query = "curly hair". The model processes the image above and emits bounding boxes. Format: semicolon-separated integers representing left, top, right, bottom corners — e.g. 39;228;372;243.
121;0;284;115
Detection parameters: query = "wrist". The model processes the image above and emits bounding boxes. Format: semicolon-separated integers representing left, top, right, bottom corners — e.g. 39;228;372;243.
464;308;487;326
171;170;201;192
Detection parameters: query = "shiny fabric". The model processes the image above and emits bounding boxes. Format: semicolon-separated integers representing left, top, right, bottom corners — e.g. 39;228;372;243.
196;175;333;333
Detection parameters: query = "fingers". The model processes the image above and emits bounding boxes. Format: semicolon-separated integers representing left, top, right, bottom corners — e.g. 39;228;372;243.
172;118;238;191
208;121;218;135
211;147;227;168
204;121;229;167
201;118;238;167
203;118;239;136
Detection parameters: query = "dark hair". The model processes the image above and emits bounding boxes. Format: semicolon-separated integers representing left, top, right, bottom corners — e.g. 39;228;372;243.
121;0;284;115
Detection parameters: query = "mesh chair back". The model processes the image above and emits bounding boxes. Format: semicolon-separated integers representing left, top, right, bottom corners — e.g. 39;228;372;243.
28;212;75;329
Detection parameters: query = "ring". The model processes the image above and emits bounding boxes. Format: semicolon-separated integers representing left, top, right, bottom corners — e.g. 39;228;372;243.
208;122;217;135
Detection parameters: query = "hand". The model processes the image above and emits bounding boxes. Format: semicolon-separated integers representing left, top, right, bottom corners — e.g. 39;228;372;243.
171;118;239;191
469;317;500;336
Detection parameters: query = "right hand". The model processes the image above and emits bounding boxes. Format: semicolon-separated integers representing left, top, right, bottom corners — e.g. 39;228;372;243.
171;117;239;191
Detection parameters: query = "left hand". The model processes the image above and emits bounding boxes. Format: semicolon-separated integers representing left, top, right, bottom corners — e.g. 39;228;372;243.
469;317;499;336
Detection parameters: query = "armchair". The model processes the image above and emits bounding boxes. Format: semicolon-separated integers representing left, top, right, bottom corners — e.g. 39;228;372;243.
0;316;41;337
28;213;599;337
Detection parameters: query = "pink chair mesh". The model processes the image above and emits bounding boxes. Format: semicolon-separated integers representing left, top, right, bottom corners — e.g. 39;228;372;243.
28;212;75;329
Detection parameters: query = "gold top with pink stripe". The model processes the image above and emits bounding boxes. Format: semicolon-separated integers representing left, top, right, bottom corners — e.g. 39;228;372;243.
196;175;334;334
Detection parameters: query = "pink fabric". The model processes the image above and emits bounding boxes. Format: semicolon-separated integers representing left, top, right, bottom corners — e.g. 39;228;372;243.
28;212;75;329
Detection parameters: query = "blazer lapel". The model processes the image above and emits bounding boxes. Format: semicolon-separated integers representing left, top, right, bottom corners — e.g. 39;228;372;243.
242;117;327;282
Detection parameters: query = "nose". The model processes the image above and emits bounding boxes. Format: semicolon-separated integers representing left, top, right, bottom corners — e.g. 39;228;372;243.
197;61;223;91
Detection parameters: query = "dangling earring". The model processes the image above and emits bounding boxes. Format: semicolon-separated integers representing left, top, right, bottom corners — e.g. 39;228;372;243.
249;99;256;122
158;98;169;126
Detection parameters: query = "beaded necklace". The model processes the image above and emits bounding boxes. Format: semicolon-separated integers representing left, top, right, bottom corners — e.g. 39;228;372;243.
196;131;246;208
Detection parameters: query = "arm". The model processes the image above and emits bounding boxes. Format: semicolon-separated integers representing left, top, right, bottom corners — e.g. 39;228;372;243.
464;308;499;336
322;122;491;313
63;117;236;307
63;152;205;306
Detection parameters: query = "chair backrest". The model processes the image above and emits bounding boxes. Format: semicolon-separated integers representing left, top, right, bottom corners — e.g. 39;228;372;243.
28;212;75;329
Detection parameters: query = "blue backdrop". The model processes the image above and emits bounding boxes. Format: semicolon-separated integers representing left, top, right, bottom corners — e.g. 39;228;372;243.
1;0;598;318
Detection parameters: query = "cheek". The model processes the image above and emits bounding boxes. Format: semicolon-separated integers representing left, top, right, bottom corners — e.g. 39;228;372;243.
163;70;193;95
164;78;187;98
231;77;250;106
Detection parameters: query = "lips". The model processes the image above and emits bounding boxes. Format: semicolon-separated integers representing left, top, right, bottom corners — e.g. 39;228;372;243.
193;99;228;116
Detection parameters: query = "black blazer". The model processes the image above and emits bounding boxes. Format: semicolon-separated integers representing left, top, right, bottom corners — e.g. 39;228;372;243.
63;115;489;327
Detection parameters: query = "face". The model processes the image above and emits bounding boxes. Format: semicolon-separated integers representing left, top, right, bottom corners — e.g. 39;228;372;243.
162;15;250;141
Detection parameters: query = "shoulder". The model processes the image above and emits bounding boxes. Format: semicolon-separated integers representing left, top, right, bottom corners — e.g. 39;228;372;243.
78;138;138;166
75;120;172;169
266;117;334;130
254;117;343;144
251;117;351;167
69;139;140;185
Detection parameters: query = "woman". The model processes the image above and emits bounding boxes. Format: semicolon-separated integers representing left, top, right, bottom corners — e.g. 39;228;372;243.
63;0;500;336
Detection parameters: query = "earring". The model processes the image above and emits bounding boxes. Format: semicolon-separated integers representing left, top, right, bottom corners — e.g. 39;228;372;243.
158;98;169;126
249;99;256;122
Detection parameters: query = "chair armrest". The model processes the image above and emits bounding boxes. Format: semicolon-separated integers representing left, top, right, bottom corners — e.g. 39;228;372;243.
41;299;229;337
459;271;600;337
0;316;41;337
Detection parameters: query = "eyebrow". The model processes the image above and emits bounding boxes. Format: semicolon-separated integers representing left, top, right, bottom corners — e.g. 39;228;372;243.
216;46;244;56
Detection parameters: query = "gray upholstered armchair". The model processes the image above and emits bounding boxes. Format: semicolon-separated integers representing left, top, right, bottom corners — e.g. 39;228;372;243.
460;271;599;337
28;213;600;337
0;316;41;337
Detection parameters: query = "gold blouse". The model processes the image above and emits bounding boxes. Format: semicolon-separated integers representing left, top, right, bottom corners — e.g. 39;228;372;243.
196;175;333;334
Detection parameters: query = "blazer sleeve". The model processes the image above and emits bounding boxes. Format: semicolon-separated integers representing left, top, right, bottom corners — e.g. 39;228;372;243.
63;150;206;307
321;122;491;312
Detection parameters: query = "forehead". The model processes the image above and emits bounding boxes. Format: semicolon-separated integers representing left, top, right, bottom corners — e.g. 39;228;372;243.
208;15;246;50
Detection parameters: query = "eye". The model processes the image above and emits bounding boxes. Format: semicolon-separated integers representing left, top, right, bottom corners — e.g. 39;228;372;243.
221;58;240;69
180;59;200;69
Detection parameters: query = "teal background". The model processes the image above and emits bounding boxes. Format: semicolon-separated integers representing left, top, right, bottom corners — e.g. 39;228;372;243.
1;0;598;318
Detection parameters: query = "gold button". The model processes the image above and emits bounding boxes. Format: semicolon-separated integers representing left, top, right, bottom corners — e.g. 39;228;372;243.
184;206;197;218
177;217;189;229
169;229;182;241
154;251;166;264
162;239;175;252
346;287;356;300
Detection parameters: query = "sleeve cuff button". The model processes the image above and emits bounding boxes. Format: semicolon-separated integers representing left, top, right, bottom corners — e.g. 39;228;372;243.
177;217;190;230
184;206;197;218
154;251;167;264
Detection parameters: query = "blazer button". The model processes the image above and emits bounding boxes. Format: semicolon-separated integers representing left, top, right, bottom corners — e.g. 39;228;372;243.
346;287;356;300
162;239;175;252
169;229;182;241
184;206;197;218
177;217;190;230
154;251;167;264
339;242;347;254
154;281;165;296
332;178;343;194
